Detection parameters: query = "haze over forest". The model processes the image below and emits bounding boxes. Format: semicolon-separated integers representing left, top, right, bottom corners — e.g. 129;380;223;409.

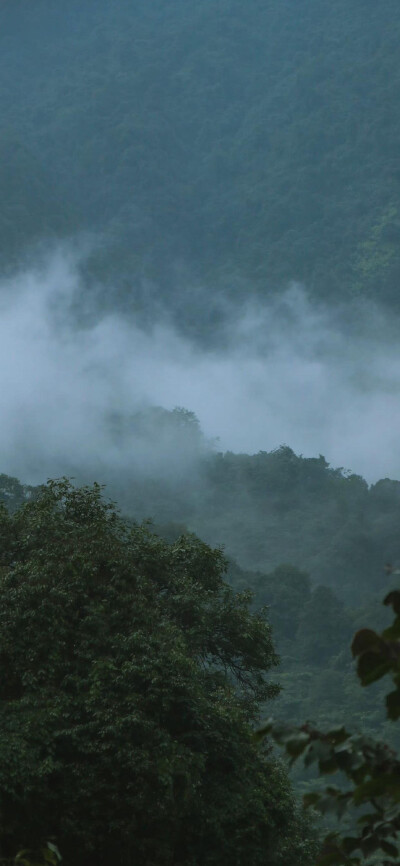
1;1;400;487
1;4;400;862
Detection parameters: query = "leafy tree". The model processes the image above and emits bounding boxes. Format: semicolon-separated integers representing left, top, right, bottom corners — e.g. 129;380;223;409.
0;479;315;866
0;475;34;513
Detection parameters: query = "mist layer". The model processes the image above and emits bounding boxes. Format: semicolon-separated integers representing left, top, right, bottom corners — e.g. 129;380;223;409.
0;249;399;484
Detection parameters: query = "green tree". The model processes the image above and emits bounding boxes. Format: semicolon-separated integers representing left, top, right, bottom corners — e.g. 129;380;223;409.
0;480;315;866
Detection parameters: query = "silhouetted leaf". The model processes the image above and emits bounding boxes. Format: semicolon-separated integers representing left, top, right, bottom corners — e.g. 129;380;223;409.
384;591;400;616
304;739;334;768
380;839;399;858
353;774;400;804
285;732;310;760
357;650;391;686
352;629;383;657
386;687;400;720
325;726;350;746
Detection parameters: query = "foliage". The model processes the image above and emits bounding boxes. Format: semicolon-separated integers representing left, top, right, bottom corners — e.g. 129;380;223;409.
0;479;314;866
0;843;61;866
109;444;399;607
2;450;399;767
0;475;35;514
4;439;400;608
195;449;395;605
259;589;400;864
1;2;400;313
13;843;61;866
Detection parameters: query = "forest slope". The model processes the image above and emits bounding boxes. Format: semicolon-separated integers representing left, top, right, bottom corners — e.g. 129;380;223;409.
1;1;400;326
2;463;397;760
2;436;400;606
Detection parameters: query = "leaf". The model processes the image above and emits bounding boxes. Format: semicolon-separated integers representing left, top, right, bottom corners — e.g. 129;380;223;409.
44;843;62;864
272;721;299;743
303;791;321;808
357;651;391;686
334;743;366;776
353;773;400;805
360;835;380;858
380;840;399;858
253;719;273;743
352;629;383;657
341;835;363;856
285;732;310;760
304;739;334;768
15;852;31;865
317;791;350;819
386;687;400;720
317;840;361;866
382;618;400;640
384;591;400;616
325;726;349;746
261;719;303;747
320;755;341;774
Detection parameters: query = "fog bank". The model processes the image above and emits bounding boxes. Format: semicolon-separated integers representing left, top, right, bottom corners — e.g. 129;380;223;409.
0;249;399;485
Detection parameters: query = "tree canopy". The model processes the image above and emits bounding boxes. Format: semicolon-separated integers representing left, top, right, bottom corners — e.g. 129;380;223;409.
0;479;315;865
1;1;400;318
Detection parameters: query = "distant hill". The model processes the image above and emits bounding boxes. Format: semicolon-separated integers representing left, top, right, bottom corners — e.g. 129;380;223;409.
3;456;399;744
1;0;400;326
3;430;399;605
121;445;400;605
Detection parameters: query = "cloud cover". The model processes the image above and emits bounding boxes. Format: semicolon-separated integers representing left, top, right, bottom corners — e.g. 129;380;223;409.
0;248;399;485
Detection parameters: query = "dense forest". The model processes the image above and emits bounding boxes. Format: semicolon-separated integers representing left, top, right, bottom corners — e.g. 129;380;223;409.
1;436;399;749
2;0;400;331
0;471;399;864
1;0;400;863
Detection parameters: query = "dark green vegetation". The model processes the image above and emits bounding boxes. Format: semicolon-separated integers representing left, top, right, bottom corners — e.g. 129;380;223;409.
2;0;400;325
264;587;400;864
97;432;400;606
2;439;399;753
2;3;400;861
49;410;399;608
0;480;315;865
1;470;399;865
5;431;400;606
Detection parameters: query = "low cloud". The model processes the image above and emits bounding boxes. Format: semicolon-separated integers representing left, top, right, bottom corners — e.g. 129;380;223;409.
0;247;399;486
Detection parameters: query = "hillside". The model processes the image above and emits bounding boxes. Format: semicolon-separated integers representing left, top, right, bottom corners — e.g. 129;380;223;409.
106;443;400;605
2;459;398;757
1;4;400;860
1;1;400;328
3;430;400;606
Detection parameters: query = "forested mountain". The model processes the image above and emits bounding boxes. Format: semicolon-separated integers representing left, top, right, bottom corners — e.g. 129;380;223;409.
6;435;399;605
2;3;400;860
1;438;398;751
2;0;400;326
74;430;400;606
